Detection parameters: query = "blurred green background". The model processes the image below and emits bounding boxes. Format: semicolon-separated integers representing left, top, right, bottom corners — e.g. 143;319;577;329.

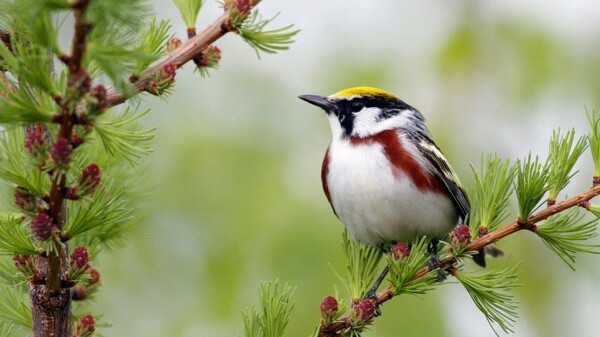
94;1;600;336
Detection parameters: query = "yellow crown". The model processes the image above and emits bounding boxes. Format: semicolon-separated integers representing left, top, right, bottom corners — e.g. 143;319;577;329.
333;86;396;99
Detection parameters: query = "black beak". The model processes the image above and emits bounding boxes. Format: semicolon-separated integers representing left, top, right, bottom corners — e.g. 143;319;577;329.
299;94;336;111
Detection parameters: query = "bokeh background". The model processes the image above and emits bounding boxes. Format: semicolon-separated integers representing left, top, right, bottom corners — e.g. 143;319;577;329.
94;1;600;336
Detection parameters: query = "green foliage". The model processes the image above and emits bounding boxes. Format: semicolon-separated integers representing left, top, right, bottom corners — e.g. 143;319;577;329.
242;280;295;337
586;109;600;177
86;0;150;32
469;154;516;233
92;108;156;165
133;18;173;74
452;265;521;335
514;154;548;221
0;257;17;286
86;35;137;92
0;215;38;256
0;285;31;329
0;33;58;97
20;11;62;55
339;231;383;299
85;2;150;91
546;129;587;201
535;208;600;270
0;127;51;195
2;0;66;55
6;0;70;16
0;82;54;125
386;236;439;296
588;204;600;218
174;0;204;28
64;183;136;249
239;12;300;58
0;323;19;337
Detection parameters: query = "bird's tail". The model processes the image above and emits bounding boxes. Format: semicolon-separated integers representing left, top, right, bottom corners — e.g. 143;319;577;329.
472;245;505;268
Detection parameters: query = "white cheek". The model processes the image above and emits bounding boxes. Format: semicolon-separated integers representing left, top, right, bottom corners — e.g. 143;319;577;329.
352;108;414;137
377;113;412;131
327;114;343;139
352;107;380;137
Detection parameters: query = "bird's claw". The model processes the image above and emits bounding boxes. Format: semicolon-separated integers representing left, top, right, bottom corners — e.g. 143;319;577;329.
363;289;383;317
427;254;447;281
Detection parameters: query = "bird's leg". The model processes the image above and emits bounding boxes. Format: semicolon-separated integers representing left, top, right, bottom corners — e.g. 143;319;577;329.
362;265;389;316
427;239;446;280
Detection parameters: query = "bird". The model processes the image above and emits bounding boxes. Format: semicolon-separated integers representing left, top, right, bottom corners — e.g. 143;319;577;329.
299;87;488;295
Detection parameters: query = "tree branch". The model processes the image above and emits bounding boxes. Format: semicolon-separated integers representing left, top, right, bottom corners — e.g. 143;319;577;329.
318;182;600;336
104;0;262;109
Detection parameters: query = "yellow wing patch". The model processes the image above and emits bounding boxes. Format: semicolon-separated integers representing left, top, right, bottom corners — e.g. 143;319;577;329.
333;86;396;99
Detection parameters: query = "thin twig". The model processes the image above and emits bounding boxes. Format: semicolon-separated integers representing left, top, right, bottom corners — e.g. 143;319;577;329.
318;183;600;336
104;0;262;108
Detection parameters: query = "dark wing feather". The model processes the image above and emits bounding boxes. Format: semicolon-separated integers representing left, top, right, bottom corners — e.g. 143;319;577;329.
409;132;470;220
406;131;491;266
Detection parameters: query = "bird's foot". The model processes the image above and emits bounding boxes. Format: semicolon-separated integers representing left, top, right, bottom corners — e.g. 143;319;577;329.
427;239;446;281
427;252;447;281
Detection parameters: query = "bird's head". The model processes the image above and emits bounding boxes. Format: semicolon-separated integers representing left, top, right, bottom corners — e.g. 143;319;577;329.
299;86;425;139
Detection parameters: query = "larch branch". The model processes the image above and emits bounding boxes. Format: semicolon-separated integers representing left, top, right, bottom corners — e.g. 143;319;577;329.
318;182;600;336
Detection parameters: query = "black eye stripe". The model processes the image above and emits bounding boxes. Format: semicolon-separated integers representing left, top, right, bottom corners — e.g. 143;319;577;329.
333;94;415;138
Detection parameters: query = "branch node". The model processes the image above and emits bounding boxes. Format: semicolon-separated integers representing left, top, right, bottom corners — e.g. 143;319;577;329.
51;114;63;124
58;54;70;65
579;200;591;210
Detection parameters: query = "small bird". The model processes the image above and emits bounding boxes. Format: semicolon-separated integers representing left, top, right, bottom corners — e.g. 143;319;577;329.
299;87;487;276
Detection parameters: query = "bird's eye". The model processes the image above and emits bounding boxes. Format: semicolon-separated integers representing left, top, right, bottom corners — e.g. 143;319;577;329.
350;102;364;113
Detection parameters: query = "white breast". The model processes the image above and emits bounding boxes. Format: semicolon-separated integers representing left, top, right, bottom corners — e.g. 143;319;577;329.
326;138;458;246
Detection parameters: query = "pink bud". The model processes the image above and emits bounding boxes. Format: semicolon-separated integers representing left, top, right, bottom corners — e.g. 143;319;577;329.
166;37;182;52
201;45;221;68
76;314;96;334
162;63;176;79
354;299;375;321
70;246;90;269
12;254;32;268
232;0;253;14
91;84;107;109
391;242;411;260
30;213;55;241
319;295;338;318
144;80;159;95
51;138;73;170
14;187;36;213
452;225;472;245
88;268;101;286
69;68;92;93
79;163;101;196
25;128;46;155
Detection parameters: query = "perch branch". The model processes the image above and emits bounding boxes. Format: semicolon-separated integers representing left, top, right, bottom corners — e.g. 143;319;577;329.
318;183;600;336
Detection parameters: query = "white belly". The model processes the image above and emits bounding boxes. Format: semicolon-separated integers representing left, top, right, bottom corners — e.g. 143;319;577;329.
327;140;458;246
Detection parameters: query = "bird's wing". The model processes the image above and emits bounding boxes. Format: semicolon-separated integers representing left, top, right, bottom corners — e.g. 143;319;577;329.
408;131;471;220
405;130;485;265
